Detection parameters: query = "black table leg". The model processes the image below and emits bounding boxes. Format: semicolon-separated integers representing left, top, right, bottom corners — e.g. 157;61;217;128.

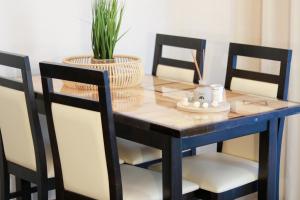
162;137;182;200
259;119;278;200
0;133;9;200
275;118;285;200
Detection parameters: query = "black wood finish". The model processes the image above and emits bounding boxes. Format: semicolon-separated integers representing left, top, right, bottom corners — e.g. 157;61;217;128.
258;120;278;199
16;179;31;199
258;119;278;200
275;117;286;199
152;33;206;83
162;137;182;200
0;51;55;200
0;129;10;200
224;42;292;100
40;62;123;200
215;43;292;199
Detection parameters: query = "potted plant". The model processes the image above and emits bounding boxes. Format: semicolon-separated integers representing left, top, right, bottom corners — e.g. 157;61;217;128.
63;0;144;89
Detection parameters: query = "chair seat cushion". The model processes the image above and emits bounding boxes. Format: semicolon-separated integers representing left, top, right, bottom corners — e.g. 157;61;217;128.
117;138;161;165
121;164;199;200
149;152;258;193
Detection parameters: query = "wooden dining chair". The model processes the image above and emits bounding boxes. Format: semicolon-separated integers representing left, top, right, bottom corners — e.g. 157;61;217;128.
118;33;207;167
40;62;199;200
150;43;292;199
0;51;55;200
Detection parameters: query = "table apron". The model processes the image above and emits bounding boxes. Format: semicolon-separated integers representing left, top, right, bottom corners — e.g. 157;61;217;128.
182;121;268;150
115;121;170;150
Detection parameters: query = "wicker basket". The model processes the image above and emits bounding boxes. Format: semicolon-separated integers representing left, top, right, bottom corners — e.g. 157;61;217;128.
59;84;144;112
63;55;144;89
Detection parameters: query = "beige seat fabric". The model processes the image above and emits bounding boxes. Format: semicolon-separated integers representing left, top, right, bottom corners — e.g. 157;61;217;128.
52;103;198;199
230;77;278;99
0;86;54;179
121;164;199;200
156;64;195;83
149;152;258;193
224;77;279;161
118;138;161;165
52;103;111;199
0;86;37;171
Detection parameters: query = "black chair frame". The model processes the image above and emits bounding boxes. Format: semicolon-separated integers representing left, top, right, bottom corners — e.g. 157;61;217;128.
40;62;198;200
152;33;206;84
0;51;55;200
40;62;122;200
206;43;292;200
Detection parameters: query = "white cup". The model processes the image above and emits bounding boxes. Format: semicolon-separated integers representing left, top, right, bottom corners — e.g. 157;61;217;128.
210;84;224;103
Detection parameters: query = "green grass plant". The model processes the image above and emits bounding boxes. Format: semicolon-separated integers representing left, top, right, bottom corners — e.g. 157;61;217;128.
92;0;126;60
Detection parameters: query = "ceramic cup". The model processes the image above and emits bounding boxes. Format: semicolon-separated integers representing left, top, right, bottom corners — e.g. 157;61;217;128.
210;84;224;103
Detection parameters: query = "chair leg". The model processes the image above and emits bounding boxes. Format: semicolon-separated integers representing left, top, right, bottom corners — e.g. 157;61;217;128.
0;130;9;200
37;180;48;200
16;178;31;200
0;170;9;200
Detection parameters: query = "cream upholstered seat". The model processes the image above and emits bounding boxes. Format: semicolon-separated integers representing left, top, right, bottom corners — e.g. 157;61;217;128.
149;152;258;193
121;164;199;200
117;138;162;165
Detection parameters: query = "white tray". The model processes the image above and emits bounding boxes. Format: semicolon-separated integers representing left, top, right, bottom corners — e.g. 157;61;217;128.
177;102;230;113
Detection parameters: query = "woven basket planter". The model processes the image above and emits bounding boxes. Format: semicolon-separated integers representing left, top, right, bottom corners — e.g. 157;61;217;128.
63;55;144;89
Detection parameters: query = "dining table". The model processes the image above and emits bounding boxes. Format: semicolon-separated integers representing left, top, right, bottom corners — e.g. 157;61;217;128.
32;74;300;200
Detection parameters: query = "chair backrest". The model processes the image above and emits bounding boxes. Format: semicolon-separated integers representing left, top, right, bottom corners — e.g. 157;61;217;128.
0;51;47;175
222;43;292;161
152;34;206;83
40;62;121;200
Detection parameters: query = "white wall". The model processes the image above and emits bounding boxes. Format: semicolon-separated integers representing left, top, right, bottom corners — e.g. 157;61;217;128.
0;0;261;78
0;0;170;75
166;0;262;84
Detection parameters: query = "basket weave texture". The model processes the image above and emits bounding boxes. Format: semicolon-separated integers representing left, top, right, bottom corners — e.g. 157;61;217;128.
63;55;144;89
